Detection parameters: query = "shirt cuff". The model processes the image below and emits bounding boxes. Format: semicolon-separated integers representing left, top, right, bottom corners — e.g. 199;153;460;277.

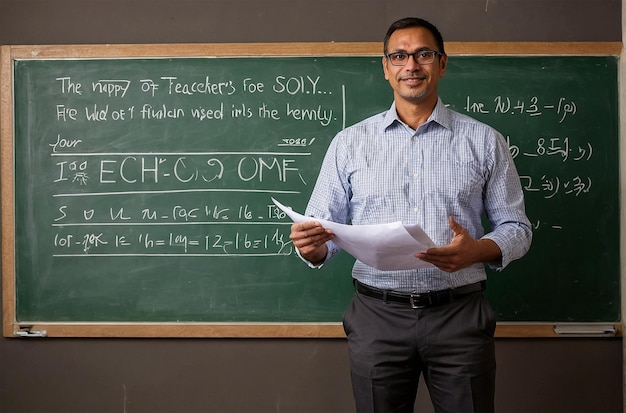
295;240;340;269
483;222;533;270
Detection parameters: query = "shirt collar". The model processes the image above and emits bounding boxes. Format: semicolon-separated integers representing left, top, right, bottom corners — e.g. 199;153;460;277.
381;98;452;132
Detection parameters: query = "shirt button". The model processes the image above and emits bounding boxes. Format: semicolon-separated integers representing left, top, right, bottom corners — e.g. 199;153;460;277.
413;207;419;212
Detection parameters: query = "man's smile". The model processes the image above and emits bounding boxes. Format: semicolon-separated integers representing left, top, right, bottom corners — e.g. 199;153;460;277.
399;73;427;86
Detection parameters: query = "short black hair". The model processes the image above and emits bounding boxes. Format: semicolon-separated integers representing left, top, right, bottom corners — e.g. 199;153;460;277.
383;17;445;55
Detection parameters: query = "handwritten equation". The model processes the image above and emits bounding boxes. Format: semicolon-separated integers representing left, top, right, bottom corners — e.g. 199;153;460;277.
52;227;293;257
465;95;577;123
508;136;592;163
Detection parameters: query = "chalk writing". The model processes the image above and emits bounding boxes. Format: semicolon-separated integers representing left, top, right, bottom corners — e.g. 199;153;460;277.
53;74;341;126
52;227;293;257
465;95;577;123
506;136;593;162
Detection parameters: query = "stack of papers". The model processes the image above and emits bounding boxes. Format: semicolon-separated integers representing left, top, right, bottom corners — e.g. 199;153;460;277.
272;198;436;271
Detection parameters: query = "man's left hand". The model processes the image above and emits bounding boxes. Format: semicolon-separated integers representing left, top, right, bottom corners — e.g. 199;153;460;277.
415;216;501;272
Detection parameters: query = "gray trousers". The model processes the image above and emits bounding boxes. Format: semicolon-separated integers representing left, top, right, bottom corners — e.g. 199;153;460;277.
342;288;496;413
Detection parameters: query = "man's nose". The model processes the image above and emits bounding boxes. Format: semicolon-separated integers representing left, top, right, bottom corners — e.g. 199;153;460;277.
405;53;421;68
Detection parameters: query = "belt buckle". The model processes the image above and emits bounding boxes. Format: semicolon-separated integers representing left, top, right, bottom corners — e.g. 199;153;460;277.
409;292;430;309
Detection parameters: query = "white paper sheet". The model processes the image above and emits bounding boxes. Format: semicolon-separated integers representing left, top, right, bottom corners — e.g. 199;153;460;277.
273;198;436;270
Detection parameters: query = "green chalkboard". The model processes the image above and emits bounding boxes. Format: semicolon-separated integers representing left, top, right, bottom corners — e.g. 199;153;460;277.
8;49;620;328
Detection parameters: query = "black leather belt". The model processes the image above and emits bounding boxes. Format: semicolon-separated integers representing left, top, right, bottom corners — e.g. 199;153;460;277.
355;280;485;309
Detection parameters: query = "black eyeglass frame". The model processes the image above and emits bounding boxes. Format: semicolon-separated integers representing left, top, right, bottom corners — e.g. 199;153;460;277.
384;50;444;66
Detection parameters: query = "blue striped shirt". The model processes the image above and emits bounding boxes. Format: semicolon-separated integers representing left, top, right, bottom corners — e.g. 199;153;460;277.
304;99;532;293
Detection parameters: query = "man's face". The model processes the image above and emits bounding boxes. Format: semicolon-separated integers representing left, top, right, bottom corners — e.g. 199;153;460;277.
382;26;447;106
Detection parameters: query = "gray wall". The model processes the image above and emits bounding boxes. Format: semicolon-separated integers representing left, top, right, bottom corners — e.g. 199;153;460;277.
0;0;621;44
0;1;622;412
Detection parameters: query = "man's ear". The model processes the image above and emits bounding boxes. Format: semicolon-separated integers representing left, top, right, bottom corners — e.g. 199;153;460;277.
439;54;448;76
382;56;390;80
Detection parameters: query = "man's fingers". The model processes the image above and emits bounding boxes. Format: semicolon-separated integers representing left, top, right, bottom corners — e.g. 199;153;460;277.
290;221;334;246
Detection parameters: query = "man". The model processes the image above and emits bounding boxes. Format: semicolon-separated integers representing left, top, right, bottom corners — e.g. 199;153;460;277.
290;17;532;413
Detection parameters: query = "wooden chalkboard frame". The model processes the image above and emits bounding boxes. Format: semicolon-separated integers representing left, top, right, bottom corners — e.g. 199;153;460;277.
1;42;622;338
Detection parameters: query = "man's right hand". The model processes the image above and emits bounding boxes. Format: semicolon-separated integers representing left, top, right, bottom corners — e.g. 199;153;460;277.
290;221;334;265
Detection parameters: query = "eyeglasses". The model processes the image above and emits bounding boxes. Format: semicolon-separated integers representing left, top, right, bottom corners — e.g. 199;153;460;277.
385;50;442;66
